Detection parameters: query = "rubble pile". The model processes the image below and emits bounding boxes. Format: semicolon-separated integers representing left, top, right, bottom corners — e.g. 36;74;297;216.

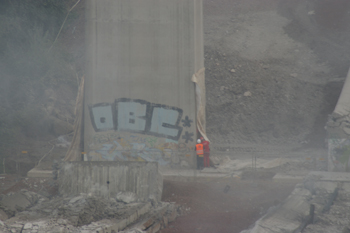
0;190;41;219
56;194;144;226
0;190;180;233
302;181;350;232
242;173;350;233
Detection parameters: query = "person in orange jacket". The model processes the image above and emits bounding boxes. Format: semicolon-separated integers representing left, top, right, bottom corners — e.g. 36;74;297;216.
195;139;204;170
200;136;210;167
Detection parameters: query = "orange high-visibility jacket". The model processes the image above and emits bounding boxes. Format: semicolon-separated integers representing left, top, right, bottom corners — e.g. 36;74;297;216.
196;144;204;156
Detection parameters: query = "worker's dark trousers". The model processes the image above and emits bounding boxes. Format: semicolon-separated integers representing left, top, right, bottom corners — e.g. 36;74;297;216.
197;155;204;170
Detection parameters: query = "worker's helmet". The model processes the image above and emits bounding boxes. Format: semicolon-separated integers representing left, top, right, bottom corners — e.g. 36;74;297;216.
200;136;204;141
197;139;201;143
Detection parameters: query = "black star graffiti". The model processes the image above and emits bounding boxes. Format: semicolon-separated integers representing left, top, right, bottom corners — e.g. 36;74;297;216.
181;116;193;128
182;131;194;143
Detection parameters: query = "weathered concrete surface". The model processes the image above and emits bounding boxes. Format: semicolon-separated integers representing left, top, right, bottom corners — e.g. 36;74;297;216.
58;161;163;202
84;0;204;168
27;167;52;178
242;171;350;233
326;67;350;172
244;187;311;233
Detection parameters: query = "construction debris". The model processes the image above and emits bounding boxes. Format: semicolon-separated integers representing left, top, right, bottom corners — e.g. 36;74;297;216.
241;172;350;233
0;190;180;233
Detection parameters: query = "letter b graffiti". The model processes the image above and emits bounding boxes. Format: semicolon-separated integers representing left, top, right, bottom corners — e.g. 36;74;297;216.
89;98;183;141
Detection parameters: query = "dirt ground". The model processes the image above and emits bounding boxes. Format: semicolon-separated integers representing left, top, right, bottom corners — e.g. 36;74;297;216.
204;0;350;147
160;177;299;233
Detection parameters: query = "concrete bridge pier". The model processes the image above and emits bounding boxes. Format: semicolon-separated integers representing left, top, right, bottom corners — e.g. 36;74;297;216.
84;0;205;168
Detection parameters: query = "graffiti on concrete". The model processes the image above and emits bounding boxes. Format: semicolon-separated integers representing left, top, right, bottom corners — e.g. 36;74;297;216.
88;99;195;165
89;99;184;141
181;116;193;127
89;103;115;132
87;132;194;165
181;131;194;143
328;138;350;171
